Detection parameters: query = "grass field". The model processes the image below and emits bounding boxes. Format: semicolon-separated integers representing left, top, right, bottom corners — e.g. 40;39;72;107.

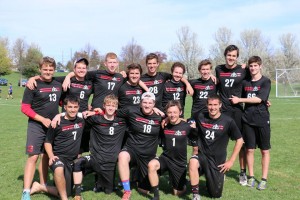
0;72;300;199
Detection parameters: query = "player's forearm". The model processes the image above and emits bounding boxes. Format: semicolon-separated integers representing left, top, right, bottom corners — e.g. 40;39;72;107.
66;72;75;79
239;97;262;104
181;77;190;86
138;80;149;92
228;137;244;163
44;143;54;158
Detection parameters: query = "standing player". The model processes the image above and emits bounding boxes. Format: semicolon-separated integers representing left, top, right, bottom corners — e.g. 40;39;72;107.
162;62;187;116
189;59;217;119
21;57;62;200
118;63;144;108
30;96;85;199
229;56;271;190
72;95;127;199
189;95;243;199
6;83;13;99
215;45;248;185
141;53;193;110
148;100;197;200
117;92;162;200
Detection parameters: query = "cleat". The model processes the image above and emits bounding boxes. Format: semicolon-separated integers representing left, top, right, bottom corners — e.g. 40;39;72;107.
257;180;267;190
239;174;247;186
122;190;131;200
192;194;201;200
247;177;256;188
21;191;31;200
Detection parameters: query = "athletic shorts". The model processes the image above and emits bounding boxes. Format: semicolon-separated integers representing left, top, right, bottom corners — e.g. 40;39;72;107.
8;91;12;95
120;146;155;191
223;109;243;132
50;157;73;197
73;155;115;194
79;125;91;153
191;154;224;198
157;155;187;190
243;123;271;150
26;121;48;155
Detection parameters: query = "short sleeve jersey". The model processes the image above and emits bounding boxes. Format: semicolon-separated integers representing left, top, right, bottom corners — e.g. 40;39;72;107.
86;115;126;169
117;106;162;158
162;80;186;112
22;79;62;120
55;76;93;112
189;78;217;117
118;82;144;108
242;76;271;127
161;121;196;167
215;65;248;111
45;116;85;161
141;72;172;109
195;112;241;166
86;70;124;108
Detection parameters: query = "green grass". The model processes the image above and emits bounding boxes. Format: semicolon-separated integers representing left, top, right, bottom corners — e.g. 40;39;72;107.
1;72;300;199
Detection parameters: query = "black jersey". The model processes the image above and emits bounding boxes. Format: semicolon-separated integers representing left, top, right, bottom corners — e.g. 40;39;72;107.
86;115;126;169
215;65;248;111
162;80;186;112
22;79;62;120
189;78;217;117
55;76;93;112
118;82;143;108
195;112;241;167
161;121;196;167
45;116;85;161
117;106;162;158
86;70;124;108
242;76;271;127
141;72;172;109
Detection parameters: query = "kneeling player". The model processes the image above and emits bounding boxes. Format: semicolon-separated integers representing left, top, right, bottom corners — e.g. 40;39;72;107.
72;95;126;199
189;95;243;199
31;96;84;200
148;100;197;200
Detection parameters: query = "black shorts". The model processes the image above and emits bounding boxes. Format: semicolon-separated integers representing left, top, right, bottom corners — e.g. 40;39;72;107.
26;121;48;155
50;157;73;197
157;155;186;190
243;123;271;150
73;155;115;194
223;109;243;132
121;146;155;191
79;125;91;153
191;154;224;198
8;91;12;95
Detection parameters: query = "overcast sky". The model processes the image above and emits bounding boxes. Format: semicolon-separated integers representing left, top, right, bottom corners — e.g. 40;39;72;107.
1;0;299;64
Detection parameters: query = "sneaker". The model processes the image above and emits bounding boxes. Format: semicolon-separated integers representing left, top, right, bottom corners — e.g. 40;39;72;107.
257;180;267;190
21;191;31;200
239;174;247;186
192;194;201;200
122;190;131;200
73;196;83;200
247;177;256;188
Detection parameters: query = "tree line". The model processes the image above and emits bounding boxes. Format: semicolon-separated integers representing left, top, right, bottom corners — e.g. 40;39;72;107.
0;26;299;80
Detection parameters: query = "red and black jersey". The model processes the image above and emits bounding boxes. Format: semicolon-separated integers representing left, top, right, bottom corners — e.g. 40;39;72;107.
45;116;85;161
242;76;271;127
162;80;186;112
22;79;62;120
161;121;196;167
117;106;162;158
55;76;93;112
118;82;144;108
86;70;124;108
195;112;242;167
86;115;126;169
189;78;217;117
141;72;172;109
215;65;249;111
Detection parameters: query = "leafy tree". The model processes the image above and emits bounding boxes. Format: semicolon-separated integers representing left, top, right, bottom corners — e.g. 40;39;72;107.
12;38;27;71
89;49;101;69
22;44;43;78
0;37;12;75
